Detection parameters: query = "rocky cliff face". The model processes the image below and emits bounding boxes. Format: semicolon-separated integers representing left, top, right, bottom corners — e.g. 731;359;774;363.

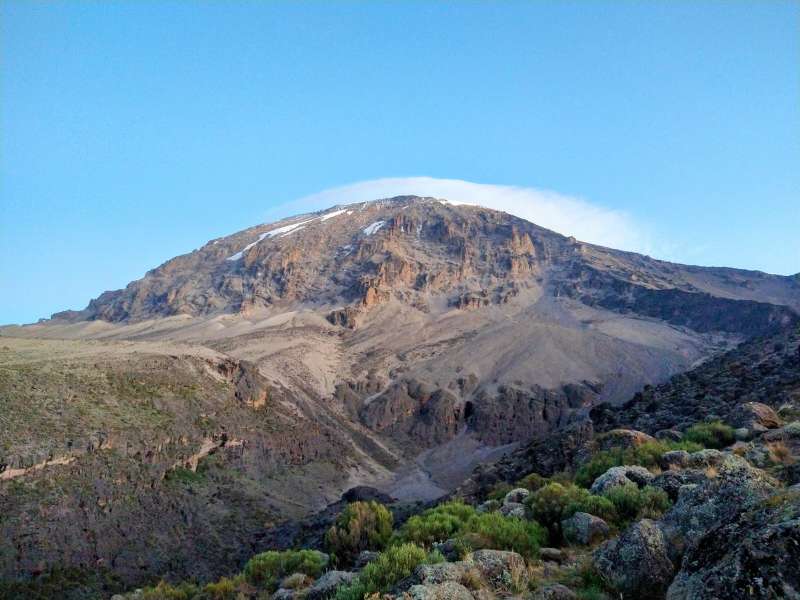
1;196;799;591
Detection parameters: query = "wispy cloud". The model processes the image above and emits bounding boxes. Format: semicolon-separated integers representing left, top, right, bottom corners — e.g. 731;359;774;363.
268;177;657;255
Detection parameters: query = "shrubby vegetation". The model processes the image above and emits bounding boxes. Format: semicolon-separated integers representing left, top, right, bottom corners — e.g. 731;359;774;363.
683;420;735;449
395;501;546;557
526;483;615;541
602;484;671;524
574;440;702;488
335;543;442;600
243;549;328;591
325;500;393;566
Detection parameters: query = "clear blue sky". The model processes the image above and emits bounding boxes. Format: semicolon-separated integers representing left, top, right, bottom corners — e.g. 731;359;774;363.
2;1;799;325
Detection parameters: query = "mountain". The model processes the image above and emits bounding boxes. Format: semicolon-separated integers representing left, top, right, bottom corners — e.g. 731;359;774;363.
1;196;798;592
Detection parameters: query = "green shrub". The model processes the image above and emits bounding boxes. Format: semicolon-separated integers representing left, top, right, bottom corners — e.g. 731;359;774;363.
202;576;242;600
141;581;200;600
243;549;328;591
460;511;546;558
516;472;547;492
683;421;735;449
526;482;614;541
396;501;477;546
325;501;393;565
335;543;440;600
574;440;703;488
603;484;671;525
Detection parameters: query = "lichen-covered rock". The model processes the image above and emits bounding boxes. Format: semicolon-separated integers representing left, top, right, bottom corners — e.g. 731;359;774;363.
687;449;725;468
306;570;357;600
651;470;708;502
413;561;474;586
502;487;530;505
469;550;528;589
666;490;800;600
532;583;578;599
659;455;777;561
727;402;782;432
561;511;611;545
539;547;565;563
498;502;526;518
594;519;675;599
354;550;380;569
596;429;657;452
590;465;654;494
655;429;684;442
660;450;690;470
476;500;500;514
407;581;475;600
272;589;296;600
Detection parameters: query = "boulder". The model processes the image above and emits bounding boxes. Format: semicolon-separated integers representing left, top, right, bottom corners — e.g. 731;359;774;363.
651;470;707;502
306;570;357;600
655;429;683;442
354;550;380;569
726;402;781;432
539;547;565;563
413;561;474;585
272;590;296;600
659;455;778;561
469;549;528;589
498;502;526;519
476;500;500;514
594;519;675;599
687;449;725;468
432;539;467;561
596;429;657;452
659;450;690;470
590;466;654;494
666;490;800;600
532;583;578;600
561;512;610;545
502;487;530;505
407;581;475;600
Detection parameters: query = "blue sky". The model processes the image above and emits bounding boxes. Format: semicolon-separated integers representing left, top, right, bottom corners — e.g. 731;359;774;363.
2;1;798;325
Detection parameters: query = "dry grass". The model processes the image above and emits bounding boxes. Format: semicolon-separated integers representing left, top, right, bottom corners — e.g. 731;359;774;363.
767;441;794;465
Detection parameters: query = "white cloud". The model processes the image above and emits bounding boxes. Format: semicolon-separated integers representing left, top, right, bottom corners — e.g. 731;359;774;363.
266;177;655;254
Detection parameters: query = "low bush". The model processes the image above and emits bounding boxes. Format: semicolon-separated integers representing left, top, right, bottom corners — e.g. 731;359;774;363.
203;576;244;600
602;484;671;524
141;581;200;600
243;549;328;591
526;483;615;541
335;543;442;600
516;472;547;492
460;511;546;558
574;440;702;488
684;421;735;449
325;501;393;565
396;501;476;547
487;482;514;501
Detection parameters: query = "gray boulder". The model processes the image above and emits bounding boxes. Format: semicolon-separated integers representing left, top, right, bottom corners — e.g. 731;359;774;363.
306;570;357;600
659;455;777;560
272;590;296;600
666;490;800;600
413;561;474;585
354;550;380;569
407;581;475;600
651;469;707;502
590;465;654;494
476;500;500;514
561;511;610;545
502;487;531;505
687;449;725;468
539;547;565;563
498;502;526;518
594;519;674;599
727;402;782;432
532;583;578;599
660;450;690;470
469;549;528;589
